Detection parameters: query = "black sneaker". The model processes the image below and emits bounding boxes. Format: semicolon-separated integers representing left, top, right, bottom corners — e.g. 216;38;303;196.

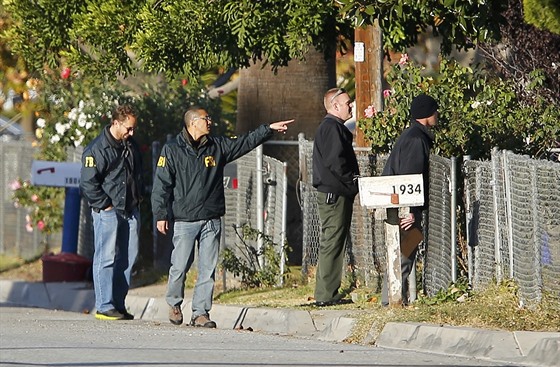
190;314;216;328
117;309;134;320
95;309;125;320
314;299;353;307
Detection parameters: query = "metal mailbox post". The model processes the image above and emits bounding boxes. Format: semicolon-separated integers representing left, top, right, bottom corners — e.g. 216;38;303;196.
358;174;424;306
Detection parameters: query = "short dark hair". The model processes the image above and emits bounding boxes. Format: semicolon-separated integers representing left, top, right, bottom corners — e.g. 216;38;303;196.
184;105;205;126
112;104;137;122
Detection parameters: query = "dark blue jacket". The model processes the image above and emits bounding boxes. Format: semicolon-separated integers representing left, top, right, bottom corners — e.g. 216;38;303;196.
382;120;434;210
151;124;273;222
80;125;144;215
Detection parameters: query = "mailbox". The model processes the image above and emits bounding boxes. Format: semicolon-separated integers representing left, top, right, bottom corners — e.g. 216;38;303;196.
358;173;425;307
31;160;87;281
31;161;81;188
358;174;424;209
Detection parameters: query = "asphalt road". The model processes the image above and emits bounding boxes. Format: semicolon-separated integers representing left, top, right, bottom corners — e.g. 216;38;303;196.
0;306;517;367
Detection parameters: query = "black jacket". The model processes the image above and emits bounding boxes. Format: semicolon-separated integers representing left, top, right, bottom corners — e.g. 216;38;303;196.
151;124;273;222
312;114;360;197
80;125;144;215
382;120;434;209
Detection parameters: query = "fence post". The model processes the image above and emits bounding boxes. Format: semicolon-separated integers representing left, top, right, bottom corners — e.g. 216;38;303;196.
256;145;264;267
530;161;542;302
298;133;308;278
491;148;502;282
450;157;457;283
279;161;288;287
502;150;514;279
463;155;473;285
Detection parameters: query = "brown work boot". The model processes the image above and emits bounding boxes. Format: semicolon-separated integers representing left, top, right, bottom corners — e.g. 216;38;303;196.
169;305;183;325
190;314;216;328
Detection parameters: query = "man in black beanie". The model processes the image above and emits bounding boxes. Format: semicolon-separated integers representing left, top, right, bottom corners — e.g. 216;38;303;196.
381;93;439;306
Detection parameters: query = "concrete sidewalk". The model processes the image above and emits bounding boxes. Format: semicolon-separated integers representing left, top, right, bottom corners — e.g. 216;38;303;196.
0;279;557;367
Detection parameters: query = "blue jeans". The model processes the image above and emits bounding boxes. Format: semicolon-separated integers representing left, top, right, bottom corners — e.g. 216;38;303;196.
166;218;221;318
92;208;139;313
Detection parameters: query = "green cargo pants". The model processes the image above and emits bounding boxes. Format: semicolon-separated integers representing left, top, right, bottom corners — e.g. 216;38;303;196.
314;191;354;302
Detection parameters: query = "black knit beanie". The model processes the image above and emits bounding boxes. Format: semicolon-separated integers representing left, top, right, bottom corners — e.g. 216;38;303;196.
410;94;438;119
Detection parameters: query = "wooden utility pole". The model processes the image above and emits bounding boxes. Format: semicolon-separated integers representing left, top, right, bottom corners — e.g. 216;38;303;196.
354;22;383;148
355;22;409;306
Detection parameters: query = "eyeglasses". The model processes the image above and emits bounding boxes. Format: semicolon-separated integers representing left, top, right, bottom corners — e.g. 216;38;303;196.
329;88;347;104
119;121;136;133
193;116;212;123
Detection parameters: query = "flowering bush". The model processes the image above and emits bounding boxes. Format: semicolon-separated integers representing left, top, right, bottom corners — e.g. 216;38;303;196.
9;178;64;235
11;69;224;238
359;55;560;159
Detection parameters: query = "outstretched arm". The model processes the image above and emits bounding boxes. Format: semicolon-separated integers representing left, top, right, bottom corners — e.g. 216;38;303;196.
269;119;294;134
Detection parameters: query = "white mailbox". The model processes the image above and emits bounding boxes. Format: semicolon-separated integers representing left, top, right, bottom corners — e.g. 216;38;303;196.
358;174;424;209
31;160;81;188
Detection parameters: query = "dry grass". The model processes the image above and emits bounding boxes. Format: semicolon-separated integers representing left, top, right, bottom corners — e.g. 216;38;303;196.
215;277;560;344
0;255;43;281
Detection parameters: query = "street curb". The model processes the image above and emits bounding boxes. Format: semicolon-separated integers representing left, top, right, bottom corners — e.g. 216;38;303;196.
1;280;557;366
376;322;559;367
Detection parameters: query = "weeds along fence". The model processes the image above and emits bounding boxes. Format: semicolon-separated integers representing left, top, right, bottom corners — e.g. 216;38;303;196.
299;137;560;304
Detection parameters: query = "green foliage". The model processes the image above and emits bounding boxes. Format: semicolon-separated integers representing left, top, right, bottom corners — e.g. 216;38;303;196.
2;0;83;72
417;278;471;305
0;254;25;272
335;0;507;54
2;0;506;80
523;0;560;35
2;0;347;80
359;56;560;159
221;224;288;288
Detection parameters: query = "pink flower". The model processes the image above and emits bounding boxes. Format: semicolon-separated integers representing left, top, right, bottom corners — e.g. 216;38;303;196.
364;105;377;118
383;89;392;98
60;67;71;79
398;53;409;65
37;220;45;231
26;223;33;233
31;194;39;202
9;180;21;191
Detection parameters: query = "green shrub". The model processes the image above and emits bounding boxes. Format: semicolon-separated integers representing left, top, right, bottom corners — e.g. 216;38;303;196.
221;224;289;288
358;56;559;160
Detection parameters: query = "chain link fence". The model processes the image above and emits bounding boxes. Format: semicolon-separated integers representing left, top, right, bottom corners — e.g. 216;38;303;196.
299;135;456;295
0;141;45;259
222;148;288;260
465;149;560;303
2;138;558;304
299;136;558;303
